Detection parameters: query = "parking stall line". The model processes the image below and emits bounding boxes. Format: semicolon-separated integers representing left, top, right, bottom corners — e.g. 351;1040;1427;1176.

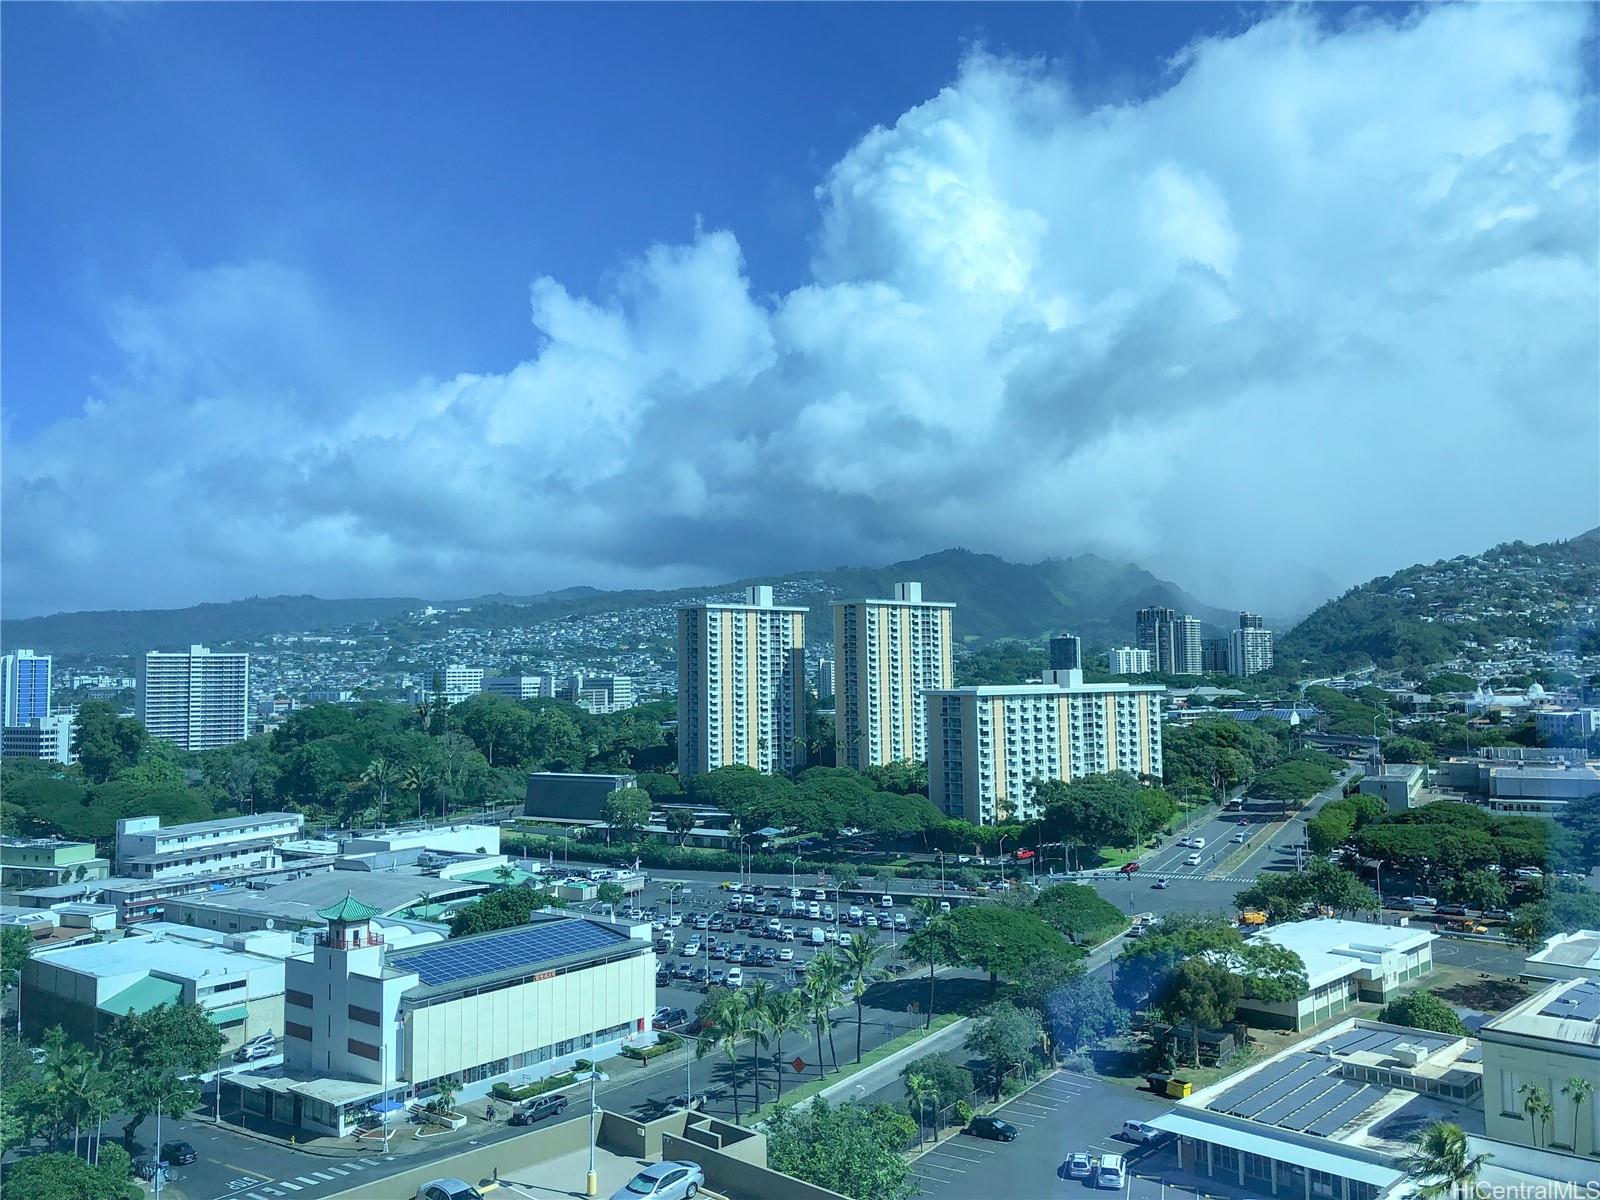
1007;1100;1055;1114
928;1148;992;1164
295;1178;320;1186
311;1172;337;1181
276;1183;302;1192
914;1160;968;1175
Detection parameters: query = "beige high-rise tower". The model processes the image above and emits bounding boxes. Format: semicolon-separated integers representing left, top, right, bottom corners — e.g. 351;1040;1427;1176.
833;581;954;769
677;585;807;778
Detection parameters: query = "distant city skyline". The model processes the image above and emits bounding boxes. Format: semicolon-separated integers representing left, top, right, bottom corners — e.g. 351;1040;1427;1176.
3;3;1595;618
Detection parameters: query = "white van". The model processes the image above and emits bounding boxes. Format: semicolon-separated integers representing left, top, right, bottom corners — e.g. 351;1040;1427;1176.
810;926;825;946
880;894;894;909
1190;837;1206;850
1096;1154;1127;1189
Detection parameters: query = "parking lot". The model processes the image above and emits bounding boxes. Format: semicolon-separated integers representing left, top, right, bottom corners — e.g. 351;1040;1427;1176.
908;1071;1177;1200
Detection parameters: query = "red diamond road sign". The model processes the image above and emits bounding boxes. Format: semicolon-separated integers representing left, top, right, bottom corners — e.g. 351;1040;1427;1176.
790;1056;807;1074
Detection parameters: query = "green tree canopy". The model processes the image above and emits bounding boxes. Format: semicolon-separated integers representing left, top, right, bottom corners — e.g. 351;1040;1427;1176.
941;905;1079;987
1379;992;1470;1036
765;1099;914;1200
965;1001;1044;1099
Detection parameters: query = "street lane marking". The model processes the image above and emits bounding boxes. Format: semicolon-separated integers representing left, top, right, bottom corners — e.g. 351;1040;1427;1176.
312;1172;337;1180
276;1183;302;1192
295;1178;320;1186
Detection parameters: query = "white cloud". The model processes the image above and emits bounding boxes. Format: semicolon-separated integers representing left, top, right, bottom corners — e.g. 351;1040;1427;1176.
4;3;1596;617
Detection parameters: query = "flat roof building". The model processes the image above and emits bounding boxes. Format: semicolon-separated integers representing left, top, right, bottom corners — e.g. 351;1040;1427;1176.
1;713;77;765
925;673;1163;825
162;871;483;934
1479;977;1600;1157
1358;765;1425;813
0;837;110;889
1239;919;1436;1031
2;649;52;726
115;811;304;882
1523;929;1600;981
525;772;639;821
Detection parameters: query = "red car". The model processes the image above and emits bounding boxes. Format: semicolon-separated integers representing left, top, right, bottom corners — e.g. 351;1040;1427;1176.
1118;862;1140;876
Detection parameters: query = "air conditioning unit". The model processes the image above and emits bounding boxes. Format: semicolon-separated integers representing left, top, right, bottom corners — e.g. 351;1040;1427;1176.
1391;1043;1426;1067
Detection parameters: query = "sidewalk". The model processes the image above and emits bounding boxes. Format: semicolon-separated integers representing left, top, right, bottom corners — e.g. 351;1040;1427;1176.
815;1016;972;1107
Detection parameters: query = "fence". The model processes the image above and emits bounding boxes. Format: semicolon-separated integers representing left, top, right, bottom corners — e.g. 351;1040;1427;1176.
899;1064;1026;1152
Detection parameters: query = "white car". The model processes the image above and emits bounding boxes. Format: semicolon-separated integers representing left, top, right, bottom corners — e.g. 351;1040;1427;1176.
847;906;863;921
838;931;854;947
865;914;880;929
1191;837;1206;850
668;914;682;927
1121;1120;1163;1144
808;903;821;919
681;941;701;957
1185;853;1202;866
880;895;894;909
1065;1152;1095;1179
417;1181;483;1200
778;946;794;961
822;905;834;920
724;967;744;988
1231;832;1248;843
608;1160;705;1200
893;912;908;930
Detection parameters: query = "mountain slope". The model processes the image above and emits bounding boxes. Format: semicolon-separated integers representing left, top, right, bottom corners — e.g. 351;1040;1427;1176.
1;549;1245;656
1278;531;1600;676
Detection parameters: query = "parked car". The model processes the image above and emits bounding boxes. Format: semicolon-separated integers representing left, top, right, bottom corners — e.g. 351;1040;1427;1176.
726;967;744;988
160;1141;198;1166
708;969;726;986
417;1179;484;1200
1121;1120;1163;1144
880;894;894;909
778;947;794;961
654;1008;689;1030
1403;896;1439;910
1515;867;1545;880
1066;1152;1095;1179
510;1095;569;1125
1096;1154;1128;1189
1437;903;1469;917
609;1160;705;1200
234;1040;275;1062
965;1116;1018;1142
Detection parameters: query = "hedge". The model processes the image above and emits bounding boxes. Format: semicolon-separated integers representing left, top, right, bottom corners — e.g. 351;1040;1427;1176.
621;1033;682;1062
491;1070;576;1102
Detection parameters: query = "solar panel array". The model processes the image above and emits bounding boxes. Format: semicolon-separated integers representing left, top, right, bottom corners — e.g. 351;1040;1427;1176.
394;920;629;986
1207;1052;1382;1138
1538;979;1600;1022
1457;1045;1482;1064
1323;1028;1455;1059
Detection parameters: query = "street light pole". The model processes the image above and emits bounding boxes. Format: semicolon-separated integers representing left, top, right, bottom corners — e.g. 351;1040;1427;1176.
582;1068;608;1197
153;1094;163;1200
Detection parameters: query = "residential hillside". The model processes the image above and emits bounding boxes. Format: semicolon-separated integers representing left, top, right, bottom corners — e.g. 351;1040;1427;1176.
1277;530;1600;676
1;549;1247;655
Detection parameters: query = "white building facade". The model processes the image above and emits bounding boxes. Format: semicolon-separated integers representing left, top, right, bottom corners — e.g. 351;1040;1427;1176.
677;586;806;777
481;674;554;701
115;812;304;882
1106;646;1153;675
137;645;249;750
1;712;77;764
1230;627;1275;677
833;581;955;769
925;673;1164;824
1;649;52;726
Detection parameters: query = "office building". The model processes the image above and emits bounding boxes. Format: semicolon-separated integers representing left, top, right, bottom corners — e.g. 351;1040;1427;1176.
677;586;806;777
557;673;636;715
1236;918;1436;1031
834;581;955;769
1239;611;1265;630
114;812;304;882
525;772;640;821
1532;708;1599;744
1202;638;1232;674
429;664;483;705
1136;606;1177;674
21;927;287;1049
481;674;554;701
925;673;1163;825
261;899;654;1135
2;713;77;764
1048;635;1082;673
1;650;52;726
1359;765;1425;813
815;656;835;702
0;837;110;888
1230;626;1275;677
1175;614;1204;675
137;645;249;750
162;870;479;934
1106;646;1153;675
1480;977;1600;1157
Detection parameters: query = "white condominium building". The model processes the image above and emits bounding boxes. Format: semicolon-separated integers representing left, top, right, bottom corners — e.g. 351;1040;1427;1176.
1230;626;1275;677
558;674;636;714
115;812;304;882
481;674;554;701
677;585;806;777
1106;646;1153;674
1175;614;1204;675
925;671;1164;825
432;664;483;705
834;581;954;769
2;649;52;726
137;645;250;750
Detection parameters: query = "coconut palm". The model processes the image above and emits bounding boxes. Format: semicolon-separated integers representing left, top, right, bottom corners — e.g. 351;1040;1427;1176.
399;763;432;822
1561;1076;1594;1152
1519;1082;1555;1148
906;898;949;1029
1400;1121;1492;1199
840;933;889;1063
743;979;774;1106
799;969;833;1083
905;1070;934;1146
807;951;845;1071
494;863;516;887
697;991;749;1124
763;990;803;1106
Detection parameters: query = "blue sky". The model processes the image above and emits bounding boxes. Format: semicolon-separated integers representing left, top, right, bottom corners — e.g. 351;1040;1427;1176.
3;3;1596;617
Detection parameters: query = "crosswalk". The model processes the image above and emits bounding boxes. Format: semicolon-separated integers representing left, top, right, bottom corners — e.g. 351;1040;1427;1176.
224;1156;390;1200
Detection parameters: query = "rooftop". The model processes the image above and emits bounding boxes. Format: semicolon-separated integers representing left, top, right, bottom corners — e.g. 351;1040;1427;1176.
389;914;643;998
1482;977;1600;1047
140;812;302;838
926;680;1166;697
33;929;284;983
1524;929;1600;975
1250;918;1436;991
171;872;481;925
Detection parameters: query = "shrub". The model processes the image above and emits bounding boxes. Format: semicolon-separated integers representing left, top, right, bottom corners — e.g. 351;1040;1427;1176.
490;1071;576;1103
953;1100;974;1127
621;1033;682;1062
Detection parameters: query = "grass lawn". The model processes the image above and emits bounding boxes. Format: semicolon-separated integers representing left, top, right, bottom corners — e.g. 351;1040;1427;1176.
749;1012;963;1122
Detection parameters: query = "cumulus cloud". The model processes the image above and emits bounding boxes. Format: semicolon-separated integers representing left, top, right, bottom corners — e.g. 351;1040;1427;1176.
5;3;1596;617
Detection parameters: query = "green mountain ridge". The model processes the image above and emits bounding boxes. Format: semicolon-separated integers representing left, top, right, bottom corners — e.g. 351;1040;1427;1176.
1;549;1254;657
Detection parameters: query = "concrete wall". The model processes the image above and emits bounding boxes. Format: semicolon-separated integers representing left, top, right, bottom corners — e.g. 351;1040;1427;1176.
322;1113;592;1199
598;1109;686;1159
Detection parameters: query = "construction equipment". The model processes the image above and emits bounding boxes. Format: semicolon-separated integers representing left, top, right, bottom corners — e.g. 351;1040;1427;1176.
1240;908;1268;926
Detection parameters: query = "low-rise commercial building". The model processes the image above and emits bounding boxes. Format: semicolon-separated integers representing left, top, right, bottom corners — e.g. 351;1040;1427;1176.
1523;930;1600;981
245;898;656;1136
115;812;305;881
0;837;110;888
1238;919;1436;1031
163;871;482;934
21;926;287;1049
481;674;554;701
1479;977;1600;1157
524;771;639;821
1358;765;1424;813
1438;758;1600;812
1532;708;1599;744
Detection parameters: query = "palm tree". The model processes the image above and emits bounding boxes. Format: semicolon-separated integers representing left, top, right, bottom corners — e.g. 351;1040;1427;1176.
742;980;773;1107
361;757;398;826
799;970;833;1084
906;898;947;1029
1519;1082;1555;1148
1401;1121;1492;1199
905;1070;933;1146
840;933;889;1063
494;863;516;887
1561;1076;1593;1152
400;763;429;822
807;951;845;1071
763;990;803;1106
697;992;748;1124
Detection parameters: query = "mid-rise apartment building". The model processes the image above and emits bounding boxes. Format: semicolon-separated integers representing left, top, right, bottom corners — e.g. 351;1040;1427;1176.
1106;646;1153;675
833;581;954;769
2;649;52;726
115;812;304;882
815;656;835;702
137;645;249;750
481;674;554;701
1;713;77;764
430;664;483;705
925;671;1163;824
677;585;806;777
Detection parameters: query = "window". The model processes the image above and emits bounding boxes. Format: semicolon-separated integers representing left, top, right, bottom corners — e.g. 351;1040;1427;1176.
286;989;313;1010
348;1039;381;1061
285;1021;313;1042
348;1005;380;1025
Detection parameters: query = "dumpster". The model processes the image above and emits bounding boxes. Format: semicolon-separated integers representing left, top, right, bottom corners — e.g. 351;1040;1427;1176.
1167;1078;1193;1099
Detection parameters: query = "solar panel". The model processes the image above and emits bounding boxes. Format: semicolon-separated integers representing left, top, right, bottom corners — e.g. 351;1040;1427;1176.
1539;980;1600;1022
1228;1057;1333;1120
1254;1076;1341;1127
1210;1053;1314;1114
1279;1080;1365;1132
1306;1085;1383;1137
1458;1046;1482;1064
394;920;629;987
1324;1030;1374;1056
